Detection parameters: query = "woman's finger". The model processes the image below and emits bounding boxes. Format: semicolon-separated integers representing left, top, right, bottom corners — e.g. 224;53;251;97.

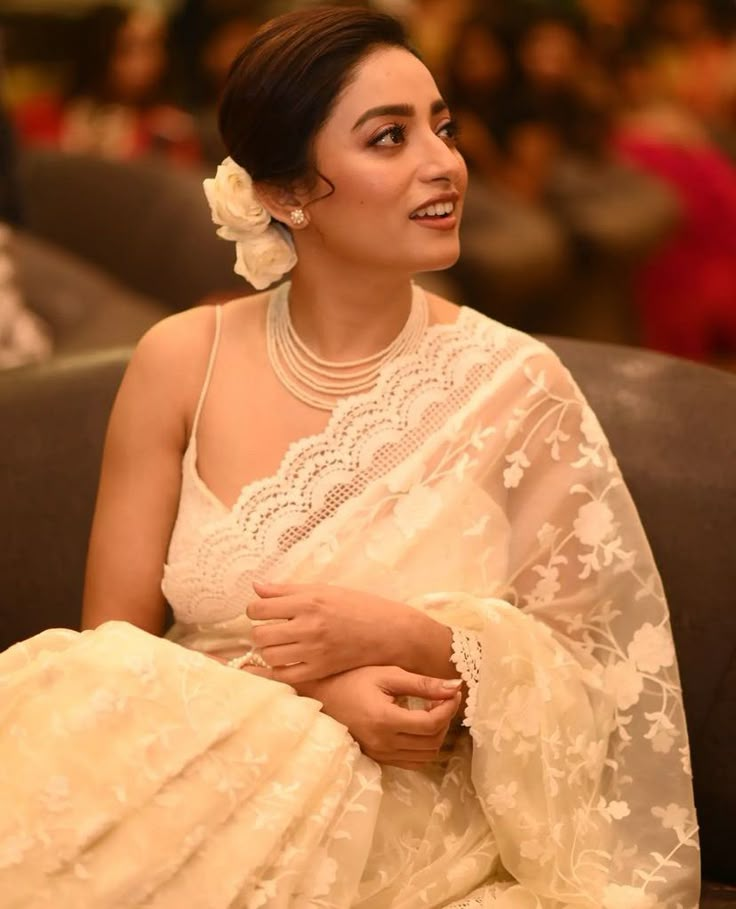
270;662;320;685
389;731;448;751
250;620;301;649
247;594;305;622
259;642;305;667
252;580;314;598
384;694;460;736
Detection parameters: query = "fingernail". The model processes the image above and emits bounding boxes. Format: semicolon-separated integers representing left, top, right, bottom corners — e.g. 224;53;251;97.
441;679;463;689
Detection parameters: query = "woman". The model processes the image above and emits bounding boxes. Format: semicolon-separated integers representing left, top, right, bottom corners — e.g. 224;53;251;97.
0;7;699;907
13;4;199;165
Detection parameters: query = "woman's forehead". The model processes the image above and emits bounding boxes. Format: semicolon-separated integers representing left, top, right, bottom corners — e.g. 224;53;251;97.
329;46;440;125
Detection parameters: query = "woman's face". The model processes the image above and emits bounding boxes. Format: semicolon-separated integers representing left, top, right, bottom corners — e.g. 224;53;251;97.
454;26;507;94
305;46;468;276
520;22;581;90
108;10;167;103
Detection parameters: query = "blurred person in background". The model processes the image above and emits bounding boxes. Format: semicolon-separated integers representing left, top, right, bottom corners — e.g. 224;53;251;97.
170;5;265;168
0;46;51;368
577;0;646;67
444;11;572;331
641;0;736;153
512;4;613;163
11;3;200;165
611;30;736;365
443;2;678;344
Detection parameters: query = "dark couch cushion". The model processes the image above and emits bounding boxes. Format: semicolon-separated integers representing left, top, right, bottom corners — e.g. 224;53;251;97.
0;348;128;650
13;230;166;352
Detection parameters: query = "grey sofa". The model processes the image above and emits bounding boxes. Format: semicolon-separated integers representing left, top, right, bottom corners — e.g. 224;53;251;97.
16;148;246;311
0;338;734;904
13;229;167;354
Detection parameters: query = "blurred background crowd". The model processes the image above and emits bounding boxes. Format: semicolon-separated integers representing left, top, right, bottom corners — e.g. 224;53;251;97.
1;0;736;371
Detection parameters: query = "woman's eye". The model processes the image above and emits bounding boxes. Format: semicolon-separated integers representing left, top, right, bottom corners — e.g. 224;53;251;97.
437;119;460;143
370;124;407;147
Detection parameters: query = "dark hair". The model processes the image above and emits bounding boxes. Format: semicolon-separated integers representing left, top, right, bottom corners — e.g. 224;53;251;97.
218;5;415;187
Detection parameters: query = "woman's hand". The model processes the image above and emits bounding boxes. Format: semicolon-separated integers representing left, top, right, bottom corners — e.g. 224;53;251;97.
247;581;449;683
297;665;463;769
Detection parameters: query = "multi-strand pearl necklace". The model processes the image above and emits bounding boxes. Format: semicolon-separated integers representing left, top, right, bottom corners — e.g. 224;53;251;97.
266;282;429;411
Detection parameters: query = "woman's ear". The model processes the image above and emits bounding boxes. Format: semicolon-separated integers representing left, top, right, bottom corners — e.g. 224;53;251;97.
255;182;310;229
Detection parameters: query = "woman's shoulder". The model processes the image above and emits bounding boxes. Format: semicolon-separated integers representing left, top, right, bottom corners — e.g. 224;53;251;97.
133;303;220;369
128;292;267;394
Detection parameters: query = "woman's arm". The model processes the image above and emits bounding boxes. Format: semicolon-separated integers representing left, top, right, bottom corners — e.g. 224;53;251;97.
82;311;211;634
247;581;459;684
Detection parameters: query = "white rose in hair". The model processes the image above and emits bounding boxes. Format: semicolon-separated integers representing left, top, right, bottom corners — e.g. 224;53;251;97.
203;157;271;239
234;223;297;290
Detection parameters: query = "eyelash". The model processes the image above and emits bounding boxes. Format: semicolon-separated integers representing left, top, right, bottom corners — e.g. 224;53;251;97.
368;119;460;147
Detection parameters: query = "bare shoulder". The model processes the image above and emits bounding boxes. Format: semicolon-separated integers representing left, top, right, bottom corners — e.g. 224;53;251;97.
113;304;228;442
129;306;218;393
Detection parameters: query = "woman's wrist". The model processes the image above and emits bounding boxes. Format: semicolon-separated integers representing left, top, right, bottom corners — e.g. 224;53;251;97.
389;609;456;679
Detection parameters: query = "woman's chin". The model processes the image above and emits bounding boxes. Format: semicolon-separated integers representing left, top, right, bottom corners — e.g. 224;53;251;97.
418;248;461;273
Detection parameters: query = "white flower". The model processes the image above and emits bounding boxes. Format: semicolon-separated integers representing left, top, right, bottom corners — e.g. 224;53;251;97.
607;800;631;820
573;500;615;547
652;802;690;830
203;157;270;238
393;484;443;538
651;729;675;753
627;622;675;674
385;457;422;494
234;224;297;290
525;565;561;608
204;157;298;289
602;884;656;909
604;660;644;711
486;781;518;816
536;522;558;549
310;856;338;897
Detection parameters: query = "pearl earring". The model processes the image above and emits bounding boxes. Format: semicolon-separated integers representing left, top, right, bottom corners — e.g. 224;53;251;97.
289;208;306;227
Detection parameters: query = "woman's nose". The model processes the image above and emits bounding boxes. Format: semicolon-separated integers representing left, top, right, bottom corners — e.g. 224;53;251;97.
417;131;466;185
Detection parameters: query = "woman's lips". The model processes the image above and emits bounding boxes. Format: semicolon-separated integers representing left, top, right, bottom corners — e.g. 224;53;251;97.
410;213;458;231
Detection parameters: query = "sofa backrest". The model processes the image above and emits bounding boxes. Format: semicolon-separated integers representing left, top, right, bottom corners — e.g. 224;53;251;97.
17;148;245;310
0;348;128;648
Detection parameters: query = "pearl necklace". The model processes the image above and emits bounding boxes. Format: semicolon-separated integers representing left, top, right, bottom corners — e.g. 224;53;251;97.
266;281;429;411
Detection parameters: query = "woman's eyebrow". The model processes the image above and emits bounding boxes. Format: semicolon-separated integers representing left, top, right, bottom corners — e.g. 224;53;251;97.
352;98;449;131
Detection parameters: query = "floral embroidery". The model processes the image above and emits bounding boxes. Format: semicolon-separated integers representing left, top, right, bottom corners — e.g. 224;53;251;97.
627;622;676;673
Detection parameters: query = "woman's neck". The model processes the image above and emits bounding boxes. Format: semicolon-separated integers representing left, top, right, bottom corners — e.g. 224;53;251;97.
285;265;416;363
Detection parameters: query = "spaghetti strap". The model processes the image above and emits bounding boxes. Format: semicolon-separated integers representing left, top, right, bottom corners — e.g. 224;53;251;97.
190;304;223;445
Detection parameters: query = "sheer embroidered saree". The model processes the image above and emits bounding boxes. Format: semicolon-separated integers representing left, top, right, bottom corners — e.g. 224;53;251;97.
0;311;699;907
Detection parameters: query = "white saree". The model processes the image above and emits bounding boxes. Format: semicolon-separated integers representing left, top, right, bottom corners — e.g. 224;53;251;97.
0;303;699;908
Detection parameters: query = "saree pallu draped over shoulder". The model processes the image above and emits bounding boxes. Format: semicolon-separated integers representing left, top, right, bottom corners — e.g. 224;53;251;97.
0;309;699;908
